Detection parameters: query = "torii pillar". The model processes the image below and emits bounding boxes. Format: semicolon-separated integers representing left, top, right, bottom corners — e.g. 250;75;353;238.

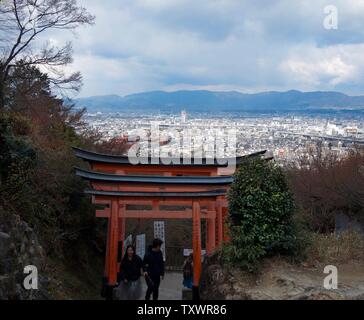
192;201;202;300
106;199;120;286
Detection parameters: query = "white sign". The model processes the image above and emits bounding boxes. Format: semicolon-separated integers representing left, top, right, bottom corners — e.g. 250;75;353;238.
154;221;166;261
136;234;146;259
183;249;206;257
124;234;133;253
183;249;193;257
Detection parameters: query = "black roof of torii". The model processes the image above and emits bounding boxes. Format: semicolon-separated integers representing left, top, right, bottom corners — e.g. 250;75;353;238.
75;167;233;185
84;189;227;198
72;147;267;167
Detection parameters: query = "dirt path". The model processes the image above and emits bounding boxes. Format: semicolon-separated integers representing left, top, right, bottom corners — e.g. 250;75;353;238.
201;259;364;300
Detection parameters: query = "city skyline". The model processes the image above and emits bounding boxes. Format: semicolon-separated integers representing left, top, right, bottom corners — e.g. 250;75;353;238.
83;110;364;167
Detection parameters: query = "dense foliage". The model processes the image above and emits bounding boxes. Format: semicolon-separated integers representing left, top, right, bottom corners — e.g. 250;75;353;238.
223;158;299;271
0;63;104;260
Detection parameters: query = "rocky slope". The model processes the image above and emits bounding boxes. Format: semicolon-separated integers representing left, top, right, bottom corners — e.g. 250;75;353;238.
0;211;49;300
0;206;105;300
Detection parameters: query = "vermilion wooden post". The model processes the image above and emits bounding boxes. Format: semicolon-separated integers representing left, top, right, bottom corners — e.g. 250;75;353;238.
216;204;223;247
107;198;119;286
206;202;215;255
206;219;210;254
117;206;126;270
104;217;111;278
206;216;216;255
192;201;202;289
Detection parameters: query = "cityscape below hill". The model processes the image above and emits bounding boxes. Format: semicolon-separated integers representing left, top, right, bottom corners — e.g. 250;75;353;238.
82;110;364;167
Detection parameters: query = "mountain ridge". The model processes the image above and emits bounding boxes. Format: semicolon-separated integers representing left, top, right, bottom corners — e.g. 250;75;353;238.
74;90;364;113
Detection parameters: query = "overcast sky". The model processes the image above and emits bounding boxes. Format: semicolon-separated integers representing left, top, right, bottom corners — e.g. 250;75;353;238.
46;0;364;97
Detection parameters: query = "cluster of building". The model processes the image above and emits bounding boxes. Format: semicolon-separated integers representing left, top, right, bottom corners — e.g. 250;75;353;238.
83;111;364;166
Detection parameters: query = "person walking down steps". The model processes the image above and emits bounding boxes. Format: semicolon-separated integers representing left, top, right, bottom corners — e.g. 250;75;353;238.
143;238;165;300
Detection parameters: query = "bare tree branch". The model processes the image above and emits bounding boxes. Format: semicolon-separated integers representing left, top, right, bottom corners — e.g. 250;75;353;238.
0;0;95;108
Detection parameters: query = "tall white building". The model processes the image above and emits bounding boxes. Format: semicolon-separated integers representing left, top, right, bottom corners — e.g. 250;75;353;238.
181;110;187;123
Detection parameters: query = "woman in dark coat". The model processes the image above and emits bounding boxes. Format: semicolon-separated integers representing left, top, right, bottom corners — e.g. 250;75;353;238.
117;245;143;300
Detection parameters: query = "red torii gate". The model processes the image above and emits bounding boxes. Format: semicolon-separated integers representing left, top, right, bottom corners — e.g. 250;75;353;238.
73;147;266;299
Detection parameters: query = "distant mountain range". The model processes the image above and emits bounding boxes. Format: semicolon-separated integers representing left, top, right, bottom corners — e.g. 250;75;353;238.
74;90;364;113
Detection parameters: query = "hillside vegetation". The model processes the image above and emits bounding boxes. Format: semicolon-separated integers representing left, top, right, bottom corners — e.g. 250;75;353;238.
0;62;109;299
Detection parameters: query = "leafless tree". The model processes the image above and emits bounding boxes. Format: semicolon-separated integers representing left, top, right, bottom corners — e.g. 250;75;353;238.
289;147;364;232
0;0;95;108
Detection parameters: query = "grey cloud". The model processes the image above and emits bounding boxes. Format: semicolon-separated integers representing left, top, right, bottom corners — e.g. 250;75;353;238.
44;0;364;96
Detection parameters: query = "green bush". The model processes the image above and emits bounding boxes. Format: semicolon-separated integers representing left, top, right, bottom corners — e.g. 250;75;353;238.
223;158;299;271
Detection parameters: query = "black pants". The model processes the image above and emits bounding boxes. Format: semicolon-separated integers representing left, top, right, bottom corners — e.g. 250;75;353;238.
145;277;160;300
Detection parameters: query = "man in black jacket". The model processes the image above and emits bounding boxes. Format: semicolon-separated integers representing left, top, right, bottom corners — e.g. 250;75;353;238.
143;238;165;300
